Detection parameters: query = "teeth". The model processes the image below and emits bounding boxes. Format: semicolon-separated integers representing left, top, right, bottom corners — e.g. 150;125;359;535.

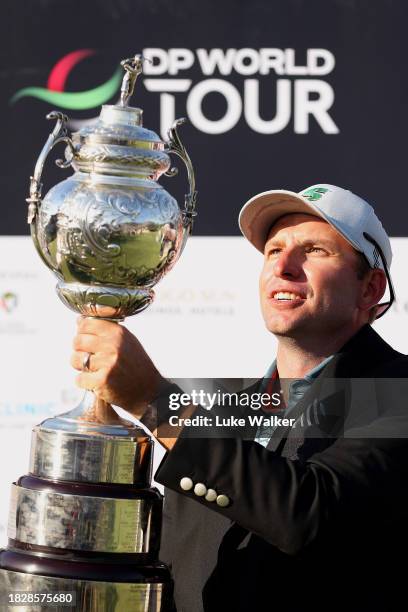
273;292;303;301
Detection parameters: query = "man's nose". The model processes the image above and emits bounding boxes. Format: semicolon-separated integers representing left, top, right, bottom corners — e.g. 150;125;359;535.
273;248;303;279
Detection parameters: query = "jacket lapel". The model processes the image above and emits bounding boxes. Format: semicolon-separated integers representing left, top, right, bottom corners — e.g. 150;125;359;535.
266;324;399;456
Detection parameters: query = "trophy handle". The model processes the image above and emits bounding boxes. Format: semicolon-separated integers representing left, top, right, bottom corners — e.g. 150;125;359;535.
26;111;76;224
164;118;198;253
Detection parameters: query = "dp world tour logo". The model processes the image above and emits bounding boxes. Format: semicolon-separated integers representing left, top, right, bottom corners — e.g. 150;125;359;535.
10;49;122;110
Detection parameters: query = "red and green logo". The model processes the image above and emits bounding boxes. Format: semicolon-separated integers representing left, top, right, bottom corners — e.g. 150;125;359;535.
10;49;122;110
0;292;18;313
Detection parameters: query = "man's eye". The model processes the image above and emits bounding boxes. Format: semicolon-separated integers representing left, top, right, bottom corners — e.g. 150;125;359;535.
306;246;326;253
268;248;281;256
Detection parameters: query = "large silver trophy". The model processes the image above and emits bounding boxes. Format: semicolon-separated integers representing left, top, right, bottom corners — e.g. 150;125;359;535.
0;54;197;611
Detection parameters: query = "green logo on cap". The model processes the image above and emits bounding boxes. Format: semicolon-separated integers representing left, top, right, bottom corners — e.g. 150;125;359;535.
302;187;329;202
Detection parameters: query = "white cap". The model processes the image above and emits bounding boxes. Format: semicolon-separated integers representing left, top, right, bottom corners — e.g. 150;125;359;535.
239;183;392;271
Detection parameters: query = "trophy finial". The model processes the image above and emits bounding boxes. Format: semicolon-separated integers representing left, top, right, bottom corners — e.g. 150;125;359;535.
119;54;149;107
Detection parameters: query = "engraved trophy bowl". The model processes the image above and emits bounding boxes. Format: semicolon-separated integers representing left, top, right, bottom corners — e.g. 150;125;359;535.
0;54;197;611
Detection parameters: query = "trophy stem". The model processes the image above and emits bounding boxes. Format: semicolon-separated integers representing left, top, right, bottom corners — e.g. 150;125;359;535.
75;389;126;425
71;318;126;425
33;389;139;436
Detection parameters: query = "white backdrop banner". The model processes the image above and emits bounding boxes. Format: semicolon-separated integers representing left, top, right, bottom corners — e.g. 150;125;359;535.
0;236;407;545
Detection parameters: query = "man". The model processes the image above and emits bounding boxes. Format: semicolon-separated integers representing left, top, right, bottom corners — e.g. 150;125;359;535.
72;184;408;612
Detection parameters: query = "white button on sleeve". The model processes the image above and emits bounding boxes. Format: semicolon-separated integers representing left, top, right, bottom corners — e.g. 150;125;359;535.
205;489;217;502
180;477;193;491
216;494;230;507
194;482;207;497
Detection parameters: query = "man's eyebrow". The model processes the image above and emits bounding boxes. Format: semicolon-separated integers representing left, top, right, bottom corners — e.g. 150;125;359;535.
302;238;337;248
265;239;285;248
265;237;338;249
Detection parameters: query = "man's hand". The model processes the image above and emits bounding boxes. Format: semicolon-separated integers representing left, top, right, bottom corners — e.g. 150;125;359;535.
71;317;167;418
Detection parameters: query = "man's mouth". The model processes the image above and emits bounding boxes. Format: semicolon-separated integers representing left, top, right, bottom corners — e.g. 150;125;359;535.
271;291;306;302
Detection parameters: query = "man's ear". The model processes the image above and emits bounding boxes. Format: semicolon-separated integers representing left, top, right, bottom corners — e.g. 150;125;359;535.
358;268;387;311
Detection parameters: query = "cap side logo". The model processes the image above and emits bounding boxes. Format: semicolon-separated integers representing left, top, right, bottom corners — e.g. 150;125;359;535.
301;187;329;202
372;246;381;269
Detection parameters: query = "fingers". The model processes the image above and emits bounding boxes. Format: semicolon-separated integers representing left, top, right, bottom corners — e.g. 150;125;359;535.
72;332;100;354
72;318;122;380
75;369;108;393
75;365;123;404
77;316;122;338
71;317;161;412
72;321;122;375
70;351;107;372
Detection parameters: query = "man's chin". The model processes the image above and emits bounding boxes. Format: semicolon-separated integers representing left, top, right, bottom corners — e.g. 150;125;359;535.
266;319;304;337
264;313;313;338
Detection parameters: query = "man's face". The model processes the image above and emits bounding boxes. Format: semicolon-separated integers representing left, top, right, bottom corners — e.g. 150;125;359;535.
259;213;365;338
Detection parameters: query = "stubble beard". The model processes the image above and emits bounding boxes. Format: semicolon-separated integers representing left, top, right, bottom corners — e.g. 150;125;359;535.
263;301;339;342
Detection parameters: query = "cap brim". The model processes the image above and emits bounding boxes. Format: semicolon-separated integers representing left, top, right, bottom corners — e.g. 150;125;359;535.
238;190;327;252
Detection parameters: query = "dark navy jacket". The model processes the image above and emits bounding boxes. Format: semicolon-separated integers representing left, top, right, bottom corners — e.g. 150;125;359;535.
156;325;408;612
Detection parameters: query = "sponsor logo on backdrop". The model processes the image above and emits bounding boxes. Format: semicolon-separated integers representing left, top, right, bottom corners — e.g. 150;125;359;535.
142;47;339;137
0;287;36;335
10;47;339;138
0;401;56;420
0;388;80;423
10;49;122;110
146;287;237;317
0;292;18;313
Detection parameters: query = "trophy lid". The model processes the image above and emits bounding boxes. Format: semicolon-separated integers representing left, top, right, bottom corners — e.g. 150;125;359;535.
70;54;170;177
72;55;164;150
73;104;163;148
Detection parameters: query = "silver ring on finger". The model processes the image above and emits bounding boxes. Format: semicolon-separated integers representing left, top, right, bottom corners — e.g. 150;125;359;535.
82;352;92;372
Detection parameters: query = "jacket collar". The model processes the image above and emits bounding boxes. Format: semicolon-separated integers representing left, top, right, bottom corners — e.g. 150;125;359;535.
265;324;399;453
319;323;398;379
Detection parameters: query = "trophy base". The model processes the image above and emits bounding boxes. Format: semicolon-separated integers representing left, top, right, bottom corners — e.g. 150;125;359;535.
9;475;162;554
28;388;153;484
56;282;154;319
0;562;172;611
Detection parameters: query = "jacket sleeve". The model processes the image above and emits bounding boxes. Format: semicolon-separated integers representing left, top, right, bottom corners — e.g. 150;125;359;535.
154;413;408;555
